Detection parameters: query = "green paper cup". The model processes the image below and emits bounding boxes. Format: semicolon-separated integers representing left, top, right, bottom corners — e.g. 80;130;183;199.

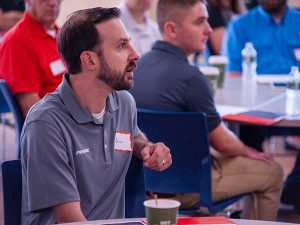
208;55;228;88
144;199;181;225
199;66;220;96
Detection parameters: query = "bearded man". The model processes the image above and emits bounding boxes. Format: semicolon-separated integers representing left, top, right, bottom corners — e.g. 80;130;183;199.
21;7;172;225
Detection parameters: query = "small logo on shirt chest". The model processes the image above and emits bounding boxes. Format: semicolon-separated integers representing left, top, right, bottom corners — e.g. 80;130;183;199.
76;148;90;155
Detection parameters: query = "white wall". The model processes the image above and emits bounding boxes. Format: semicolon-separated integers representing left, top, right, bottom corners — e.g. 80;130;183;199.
57;0;120;26
56;0;158;26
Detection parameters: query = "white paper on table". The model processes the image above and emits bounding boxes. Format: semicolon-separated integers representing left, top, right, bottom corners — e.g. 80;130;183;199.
216;104;248;116
256;74;288;84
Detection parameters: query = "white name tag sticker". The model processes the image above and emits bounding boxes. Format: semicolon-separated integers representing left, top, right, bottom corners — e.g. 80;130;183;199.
50;59;65;76
114;131;132;152
294;48;300;61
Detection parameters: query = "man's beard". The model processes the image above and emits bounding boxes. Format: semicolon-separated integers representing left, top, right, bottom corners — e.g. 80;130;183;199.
97;55;136;91
260;0;286;15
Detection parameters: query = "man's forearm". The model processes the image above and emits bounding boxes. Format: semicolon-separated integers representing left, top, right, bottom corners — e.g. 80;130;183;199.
53;201;86;223
133;133;152;159
209;123;248;156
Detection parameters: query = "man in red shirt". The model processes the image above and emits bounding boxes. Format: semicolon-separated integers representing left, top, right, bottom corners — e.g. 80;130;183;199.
0;0;64;118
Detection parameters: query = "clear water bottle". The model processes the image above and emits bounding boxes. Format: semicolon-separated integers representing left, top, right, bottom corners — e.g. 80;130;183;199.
286;66;300;115
241;42;257;83
241;42;257;106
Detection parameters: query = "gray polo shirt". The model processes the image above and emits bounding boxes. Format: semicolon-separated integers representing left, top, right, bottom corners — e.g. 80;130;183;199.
21;74;140;225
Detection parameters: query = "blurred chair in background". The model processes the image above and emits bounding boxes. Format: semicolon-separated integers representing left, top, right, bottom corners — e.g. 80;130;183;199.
0;79;23;159
2;159;22;225
125;156;146;218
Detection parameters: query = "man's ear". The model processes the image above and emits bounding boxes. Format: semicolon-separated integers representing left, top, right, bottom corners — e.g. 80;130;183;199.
164;21;178;39
80;51;97;70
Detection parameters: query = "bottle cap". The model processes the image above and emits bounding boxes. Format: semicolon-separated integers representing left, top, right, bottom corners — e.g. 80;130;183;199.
245;42;253;48
291;66;299;73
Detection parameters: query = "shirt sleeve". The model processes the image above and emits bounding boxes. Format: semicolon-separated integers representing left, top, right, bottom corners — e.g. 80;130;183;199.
1;36;41;95
21;120;80;212
184;70;221;132
222;20;245;72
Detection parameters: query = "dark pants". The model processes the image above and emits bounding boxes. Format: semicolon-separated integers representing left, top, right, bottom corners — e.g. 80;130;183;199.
239;124;300;207
281;151;300;207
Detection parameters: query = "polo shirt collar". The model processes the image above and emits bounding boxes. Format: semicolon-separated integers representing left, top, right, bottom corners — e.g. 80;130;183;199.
57;74;119;124
257;5;289;25
152;41;188;63
23;12;59;38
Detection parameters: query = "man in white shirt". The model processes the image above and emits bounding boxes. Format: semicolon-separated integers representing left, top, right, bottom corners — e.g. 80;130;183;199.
119;0;161;55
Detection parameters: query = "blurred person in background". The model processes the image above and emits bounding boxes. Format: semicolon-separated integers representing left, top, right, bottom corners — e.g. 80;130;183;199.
244;0;258;9
222;0;300;76
0;0;65;119
207;0;246;55
119;0;161;55
222;0;300;211
0;0;24;40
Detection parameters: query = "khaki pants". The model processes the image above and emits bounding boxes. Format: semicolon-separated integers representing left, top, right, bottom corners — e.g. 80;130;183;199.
148;154;284;221
212;155;283;220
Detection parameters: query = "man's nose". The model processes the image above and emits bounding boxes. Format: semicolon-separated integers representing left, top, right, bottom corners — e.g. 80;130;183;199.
205;21;213;35
130;44;141;61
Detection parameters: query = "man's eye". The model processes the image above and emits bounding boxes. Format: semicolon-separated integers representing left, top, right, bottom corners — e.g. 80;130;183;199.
120;42;127;49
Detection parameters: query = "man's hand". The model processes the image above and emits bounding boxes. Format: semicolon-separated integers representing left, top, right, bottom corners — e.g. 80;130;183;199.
244;146;273;164
140;142;172;171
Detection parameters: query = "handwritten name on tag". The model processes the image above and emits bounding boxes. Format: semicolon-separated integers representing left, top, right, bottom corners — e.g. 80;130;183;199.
50;59;65;76
114;131;132;152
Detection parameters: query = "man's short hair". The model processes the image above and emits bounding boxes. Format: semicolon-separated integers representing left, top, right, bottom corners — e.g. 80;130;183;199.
58;7;120;74
157;0;205;34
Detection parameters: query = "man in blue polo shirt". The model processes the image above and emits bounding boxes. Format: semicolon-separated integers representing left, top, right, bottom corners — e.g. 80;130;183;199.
223;0;300;76
21;7;172;225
